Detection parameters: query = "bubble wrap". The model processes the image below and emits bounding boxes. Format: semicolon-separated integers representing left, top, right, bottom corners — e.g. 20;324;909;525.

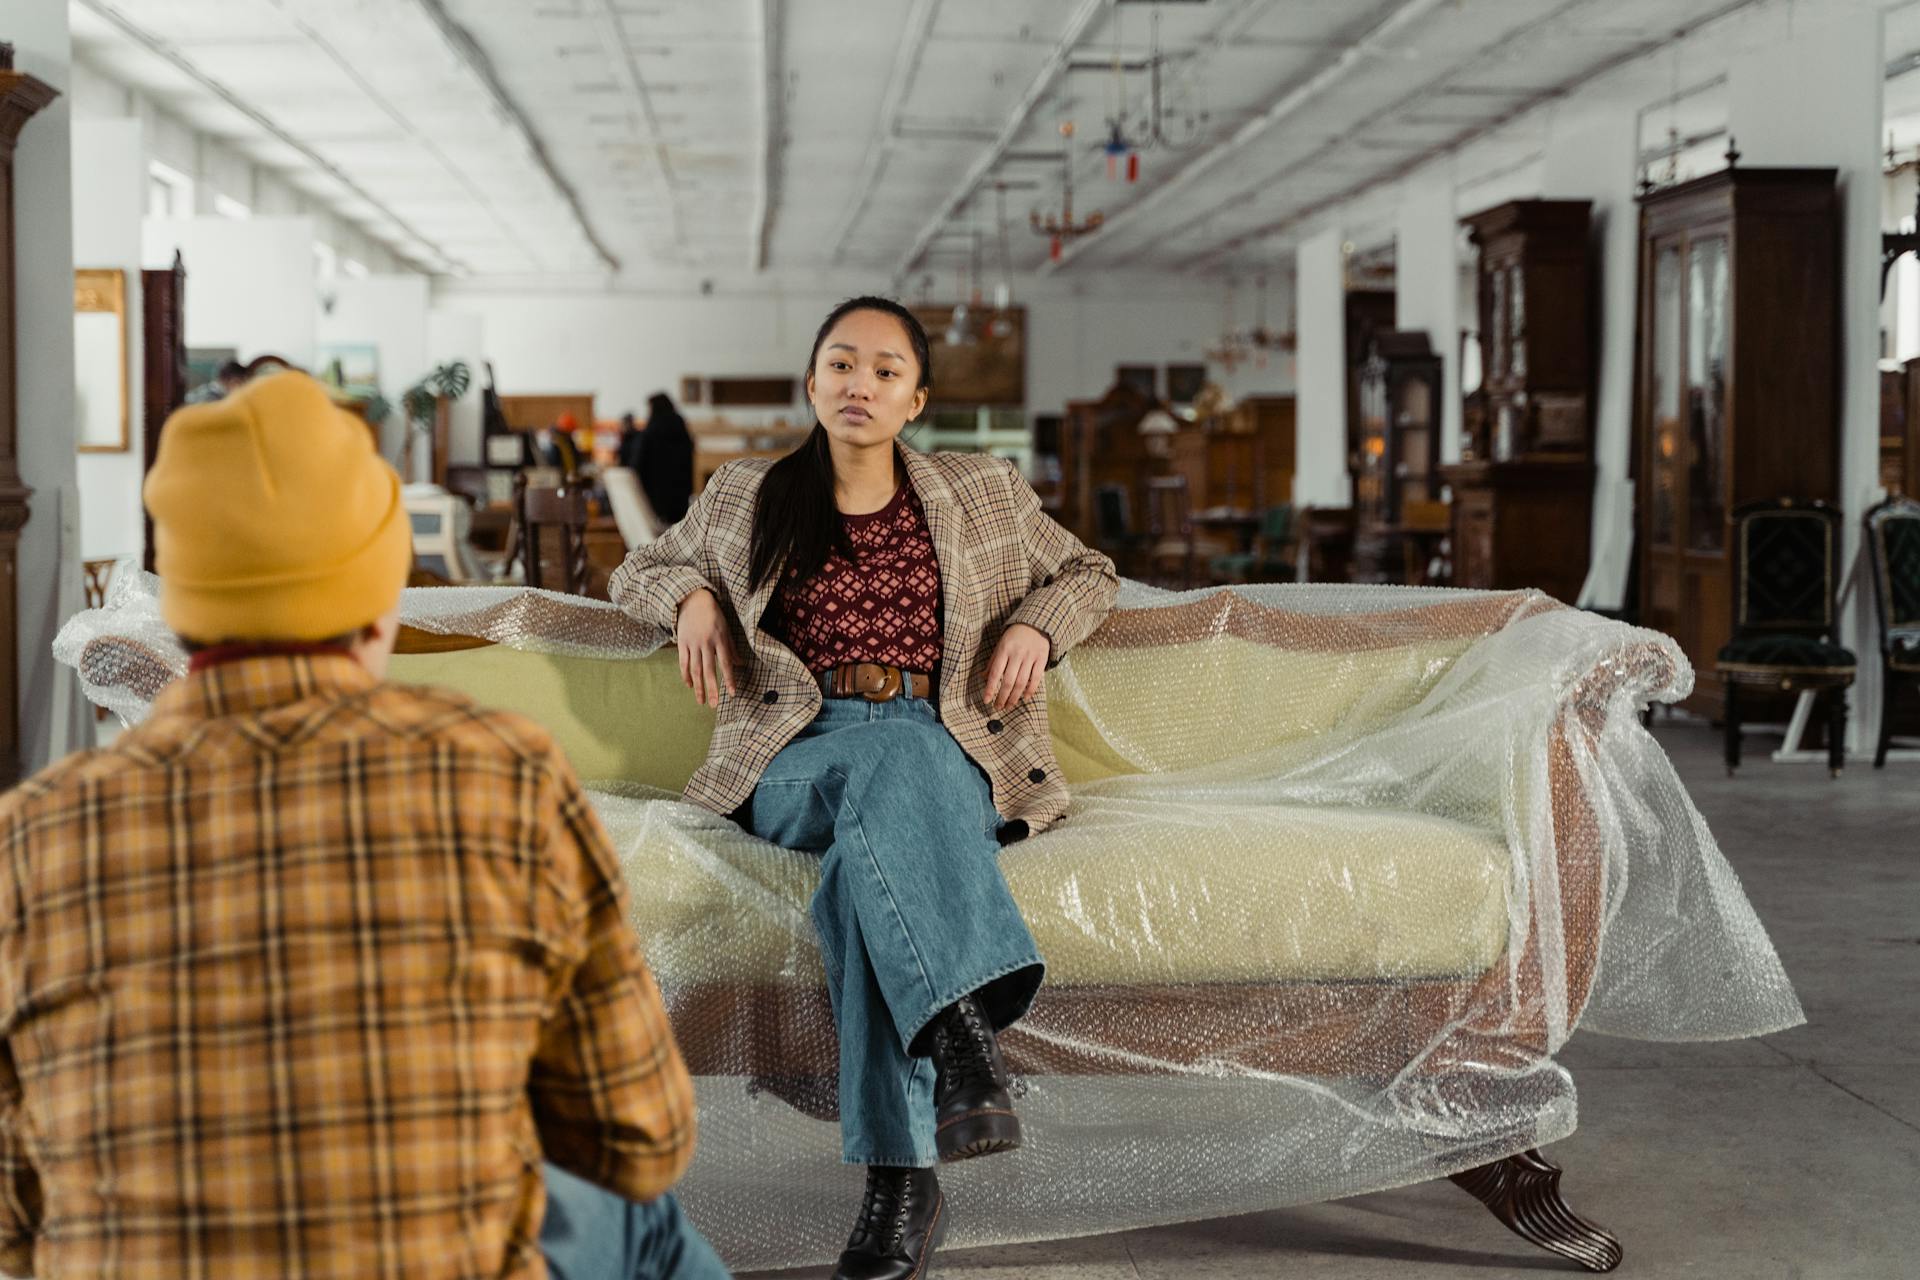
54;575;1803;1270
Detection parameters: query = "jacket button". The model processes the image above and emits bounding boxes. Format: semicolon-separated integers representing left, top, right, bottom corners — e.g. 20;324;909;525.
1028;767;1046;784
763;690;779;704
986;719;1004;734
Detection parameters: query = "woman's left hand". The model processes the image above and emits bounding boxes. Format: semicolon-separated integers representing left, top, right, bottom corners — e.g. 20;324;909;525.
983;623;1051;713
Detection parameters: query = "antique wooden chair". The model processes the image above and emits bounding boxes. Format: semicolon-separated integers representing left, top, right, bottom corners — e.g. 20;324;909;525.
1143;475;1231;589
1208;502;1296;585
1715;499;1855;776
511;474;592;595
1864;496;1920;768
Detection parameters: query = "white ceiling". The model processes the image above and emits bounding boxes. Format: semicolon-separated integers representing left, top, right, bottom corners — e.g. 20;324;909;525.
65;0;1917;284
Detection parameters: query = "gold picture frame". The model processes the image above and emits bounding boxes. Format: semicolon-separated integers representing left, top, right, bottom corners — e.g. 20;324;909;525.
74;267;129;453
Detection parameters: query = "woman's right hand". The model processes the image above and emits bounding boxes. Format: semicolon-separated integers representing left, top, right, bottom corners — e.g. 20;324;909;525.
675;588;738;707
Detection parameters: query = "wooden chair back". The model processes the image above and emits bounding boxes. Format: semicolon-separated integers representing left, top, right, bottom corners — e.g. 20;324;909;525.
513;474;591;595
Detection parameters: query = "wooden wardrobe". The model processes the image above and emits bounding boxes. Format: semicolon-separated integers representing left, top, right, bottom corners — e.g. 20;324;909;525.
1633;166;1840;718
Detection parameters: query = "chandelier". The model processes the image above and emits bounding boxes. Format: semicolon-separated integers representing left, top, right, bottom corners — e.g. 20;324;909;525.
1031;122;1104;260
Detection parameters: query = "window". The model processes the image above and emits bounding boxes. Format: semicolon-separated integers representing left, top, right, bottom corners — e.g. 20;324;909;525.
145;161;193;219
212;193;251;221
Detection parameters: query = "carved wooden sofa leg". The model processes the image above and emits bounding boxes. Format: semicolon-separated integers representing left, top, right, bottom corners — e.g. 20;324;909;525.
1449;1148;1623;1272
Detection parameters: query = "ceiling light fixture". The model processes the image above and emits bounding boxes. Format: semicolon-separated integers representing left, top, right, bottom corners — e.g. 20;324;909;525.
1031;121;1105;260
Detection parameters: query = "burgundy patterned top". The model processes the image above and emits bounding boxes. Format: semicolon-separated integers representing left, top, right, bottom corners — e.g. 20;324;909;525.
771;481;944;674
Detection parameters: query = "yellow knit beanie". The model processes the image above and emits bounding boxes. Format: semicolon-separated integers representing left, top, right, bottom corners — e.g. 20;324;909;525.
144;369;411;641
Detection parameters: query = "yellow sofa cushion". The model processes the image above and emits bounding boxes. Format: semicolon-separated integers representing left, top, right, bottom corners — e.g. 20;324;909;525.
592;786;1512;986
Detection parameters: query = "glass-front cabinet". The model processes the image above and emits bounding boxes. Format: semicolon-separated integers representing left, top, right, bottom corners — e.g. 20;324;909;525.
1634;167;1838;717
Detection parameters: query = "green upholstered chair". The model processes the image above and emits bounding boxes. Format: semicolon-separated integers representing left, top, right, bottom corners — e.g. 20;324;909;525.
1865;496;1920;768
1208;503;1296;585
1716;499;1855;776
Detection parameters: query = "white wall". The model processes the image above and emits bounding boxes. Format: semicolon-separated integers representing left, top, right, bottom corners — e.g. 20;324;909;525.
1395;177;1461;465
315;274;429;465
1294;228;1349;507
1539;108;1641;610
72;117;146;562
14;0;89;773
143;216;318;367
1729;5;1886;754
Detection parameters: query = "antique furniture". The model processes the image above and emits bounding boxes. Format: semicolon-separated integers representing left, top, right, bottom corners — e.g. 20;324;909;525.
402;488;484;585
1716;501;1854;776
1058;380;1162;544
1227;392;1297;512
1208;503;1296;584
512;475;591;595
73;268;128;452
1091;483;1145;580
1865;496;1920;767
1354;330;1444;583
496;392;595;434
0;45;58;785
1143;475;1230;589
1887;359;1920;497
139;252;186;573
602;465;664;549
689;419;809;494
1441;200;1594;603
1633;168;1839;719
1343;288;1396;471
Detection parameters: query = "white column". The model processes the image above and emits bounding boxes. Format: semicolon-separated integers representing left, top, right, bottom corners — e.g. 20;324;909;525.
1729;4;1884;755
1294;227;1349;508
13;0;86;772
72;118;147;564
1395;178;1461;464
1541;108;1641;610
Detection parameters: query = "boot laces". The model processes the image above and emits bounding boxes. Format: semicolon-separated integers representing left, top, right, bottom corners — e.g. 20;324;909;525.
938;999;1001;1093
850;1167;915;1250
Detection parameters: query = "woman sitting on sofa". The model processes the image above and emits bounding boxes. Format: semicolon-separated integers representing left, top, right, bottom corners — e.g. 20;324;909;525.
609;296;1118;1280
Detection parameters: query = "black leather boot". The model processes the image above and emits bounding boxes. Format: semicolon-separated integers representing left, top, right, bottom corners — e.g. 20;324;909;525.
832;1165;944;1280
927;993;1022;1162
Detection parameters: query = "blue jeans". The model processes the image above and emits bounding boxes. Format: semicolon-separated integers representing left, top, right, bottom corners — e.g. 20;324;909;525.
743;686;1045;1167
540;1163;730;1280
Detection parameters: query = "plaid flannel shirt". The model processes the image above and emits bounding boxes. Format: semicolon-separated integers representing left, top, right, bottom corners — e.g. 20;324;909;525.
0;654;694;1279
609;444;1119;835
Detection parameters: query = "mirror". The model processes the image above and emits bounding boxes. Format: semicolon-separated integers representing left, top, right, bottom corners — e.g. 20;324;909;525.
74;268;128;453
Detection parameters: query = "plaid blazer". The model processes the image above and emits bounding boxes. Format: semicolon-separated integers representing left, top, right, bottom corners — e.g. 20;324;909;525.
609;445;1118;834
0;655;694;1279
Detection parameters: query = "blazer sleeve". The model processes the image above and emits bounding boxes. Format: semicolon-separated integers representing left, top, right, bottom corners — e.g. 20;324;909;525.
1001;458;1120;666
607;471;721;633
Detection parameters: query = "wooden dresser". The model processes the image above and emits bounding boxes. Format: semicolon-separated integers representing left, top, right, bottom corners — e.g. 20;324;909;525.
1440;199;1595;606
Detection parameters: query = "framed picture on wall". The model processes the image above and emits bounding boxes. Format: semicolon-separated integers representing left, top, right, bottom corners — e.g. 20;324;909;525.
316;342;380;398
680;376;703;405
74;268;129;453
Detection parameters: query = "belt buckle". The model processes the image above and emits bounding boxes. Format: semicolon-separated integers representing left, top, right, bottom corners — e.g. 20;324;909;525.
861;664;902;703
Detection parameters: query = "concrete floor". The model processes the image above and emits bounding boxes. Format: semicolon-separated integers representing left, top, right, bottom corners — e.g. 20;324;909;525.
742;716;1920;1280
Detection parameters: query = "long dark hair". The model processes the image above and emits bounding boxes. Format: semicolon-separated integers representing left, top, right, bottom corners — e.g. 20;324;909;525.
748;296;933;592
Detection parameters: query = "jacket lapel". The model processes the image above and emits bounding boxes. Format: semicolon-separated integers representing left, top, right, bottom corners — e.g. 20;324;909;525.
900;444;976;682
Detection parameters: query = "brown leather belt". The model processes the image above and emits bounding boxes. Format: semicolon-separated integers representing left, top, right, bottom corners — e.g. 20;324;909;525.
823;661;931;702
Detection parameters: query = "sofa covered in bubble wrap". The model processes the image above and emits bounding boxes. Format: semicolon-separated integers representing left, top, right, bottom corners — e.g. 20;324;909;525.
59;576;1804;1274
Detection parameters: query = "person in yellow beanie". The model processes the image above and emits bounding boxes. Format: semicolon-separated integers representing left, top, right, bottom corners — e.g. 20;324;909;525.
0;371;728;1280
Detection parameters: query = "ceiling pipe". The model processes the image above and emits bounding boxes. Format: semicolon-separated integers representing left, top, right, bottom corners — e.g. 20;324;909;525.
829;0;943;266
752;0;786;271
1042;0;1453;276
74;0;459;275
892;0;1114;284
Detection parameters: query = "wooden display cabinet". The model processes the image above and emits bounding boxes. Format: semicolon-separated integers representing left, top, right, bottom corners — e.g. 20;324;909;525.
1441;199;1595;605
1632;167;1839;719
